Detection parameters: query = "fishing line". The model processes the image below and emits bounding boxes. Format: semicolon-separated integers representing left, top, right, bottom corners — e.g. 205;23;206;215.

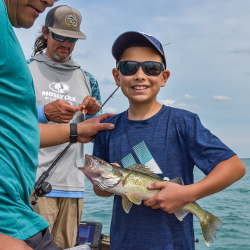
31;86;120;203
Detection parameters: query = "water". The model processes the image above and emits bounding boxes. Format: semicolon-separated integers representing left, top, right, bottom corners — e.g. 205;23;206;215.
81;158;250;249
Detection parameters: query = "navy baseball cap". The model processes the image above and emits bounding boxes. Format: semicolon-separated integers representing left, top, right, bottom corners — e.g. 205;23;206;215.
112;31;166;69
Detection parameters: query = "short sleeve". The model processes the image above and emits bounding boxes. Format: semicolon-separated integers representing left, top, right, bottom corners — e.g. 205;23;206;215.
186;114;235;174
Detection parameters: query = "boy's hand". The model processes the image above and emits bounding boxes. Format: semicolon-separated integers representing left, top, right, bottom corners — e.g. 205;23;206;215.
144;181;193;214
79;96;101;115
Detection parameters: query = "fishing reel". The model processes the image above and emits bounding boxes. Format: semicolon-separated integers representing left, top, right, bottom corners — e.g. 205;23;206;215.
31;172;52;205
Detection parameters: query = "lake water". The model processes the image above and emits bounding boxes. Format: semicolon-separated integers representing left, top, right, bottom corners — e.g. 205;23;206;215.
81;158;250;249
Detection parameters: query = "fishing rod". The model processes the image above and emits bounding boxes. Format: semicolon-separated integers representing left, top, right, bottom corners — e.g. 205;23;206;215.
31;86;120;204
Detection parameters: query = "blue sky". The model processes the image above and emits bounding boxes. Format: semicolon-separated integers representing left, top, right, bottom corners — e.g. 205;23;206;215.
15;0;250;158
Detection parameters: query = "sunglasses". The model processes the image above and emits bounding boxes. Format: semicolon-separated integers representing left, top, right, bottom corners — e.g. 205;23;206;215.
117;61;164;76
49;30;78;43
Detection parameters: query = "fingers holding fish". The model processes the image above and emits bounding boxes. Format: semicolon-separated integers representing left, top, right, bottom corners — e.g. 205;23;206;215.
111;163;121;167
144;181;192;214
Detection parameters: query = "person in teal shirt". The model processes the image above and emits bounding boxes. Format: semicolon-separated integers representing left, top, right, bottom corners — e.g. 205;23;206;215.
0;0;115;249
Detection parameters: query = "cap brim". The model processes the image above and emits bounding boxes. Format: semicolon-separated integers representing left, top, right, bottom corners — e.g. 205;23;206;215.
112;32;147;60
112;31;166;68
49;27;87;40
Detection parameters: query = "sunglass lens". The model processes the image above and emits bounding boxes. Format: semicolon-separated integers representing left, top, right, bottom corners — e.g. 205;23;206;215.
52;33;65;42
68;38;78;43
120;61;138;75
144;62;162;76
50;31;78;43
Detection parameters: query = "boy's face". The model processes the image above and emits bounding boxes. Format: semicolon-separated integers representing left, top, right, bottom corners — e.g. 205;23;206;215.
112;46;170;106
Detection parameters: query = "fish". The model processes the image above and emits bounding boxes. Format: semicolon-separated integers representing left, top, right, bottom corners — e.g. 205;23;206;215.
79;154;223;247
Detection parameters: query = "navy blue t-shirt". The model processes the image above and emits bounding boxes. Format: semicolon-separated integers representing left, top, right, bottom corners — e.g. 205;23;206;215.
93;105;235;250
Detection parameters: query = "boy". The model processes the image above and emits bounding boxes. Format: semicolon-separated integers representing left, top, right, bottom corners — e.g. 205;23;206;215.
92;31;246;250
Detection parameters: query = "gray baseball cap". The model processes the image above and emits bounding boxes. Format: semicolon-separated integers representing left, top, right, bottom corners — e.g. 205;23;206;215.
45;5;87;40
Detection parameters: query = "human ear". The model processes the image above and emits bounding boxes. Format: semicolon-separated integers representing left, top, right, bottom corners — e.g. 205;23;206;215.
112;68;121;87
42;26;49;40
161;70;170;87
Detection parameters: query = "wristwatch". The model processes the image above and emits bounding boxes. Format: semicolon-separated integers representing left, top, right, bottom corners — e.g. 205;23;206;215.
70;123;78;143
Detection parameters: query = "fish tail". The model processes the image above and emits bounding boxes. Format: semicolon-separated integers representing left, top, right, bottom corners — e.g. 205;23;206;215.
200;210;223;247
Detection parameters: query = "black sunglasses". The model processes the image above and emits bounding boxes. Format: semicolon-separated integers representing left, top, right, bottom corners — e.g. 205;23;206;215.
49;30;78;43
117;61;165;76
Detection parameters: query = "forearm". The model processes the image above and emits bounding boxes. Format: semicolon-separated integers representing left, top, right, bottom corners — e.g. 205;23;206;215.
188;155;246;202
39;123;70;148
0;233;33;250
39;113;115;148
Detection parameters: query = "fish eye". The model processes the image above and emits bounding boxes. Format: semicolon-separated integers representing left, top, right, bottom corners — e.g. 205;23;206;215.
99;160;103;164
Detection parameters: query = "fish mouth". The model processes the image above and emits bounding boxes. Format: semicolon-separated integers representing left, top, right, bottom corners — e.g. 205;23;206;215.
83;154;92;169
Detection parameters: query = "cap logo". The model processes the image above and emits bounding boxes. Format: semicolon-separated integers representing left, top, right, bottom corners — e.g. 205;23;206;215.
65;14;77;27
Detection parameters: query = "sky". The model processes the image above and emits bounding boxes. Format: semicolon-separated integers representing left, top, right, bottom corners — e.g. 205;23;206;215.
15;0;250;158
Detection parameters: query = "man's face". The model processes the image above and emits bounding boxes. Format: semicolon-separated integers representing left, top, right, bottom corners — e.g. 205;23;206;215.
44;29;77;63
4;0;54;28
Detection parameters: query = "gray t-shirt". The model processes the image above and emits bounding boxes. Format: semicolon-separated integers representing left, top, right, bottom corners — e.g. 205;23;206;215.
28;53;101;192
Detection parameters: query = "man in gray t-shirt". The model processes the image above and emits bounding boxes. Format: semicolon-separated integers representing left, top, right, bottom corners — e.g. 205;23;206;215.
28;5;102;250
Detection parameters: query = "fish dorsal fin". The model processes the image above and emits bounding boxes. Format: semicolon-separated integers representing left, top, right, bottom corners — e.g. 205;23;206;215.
127;164;162;179
122;196;133;213
125;192;143;205
170;177;184;185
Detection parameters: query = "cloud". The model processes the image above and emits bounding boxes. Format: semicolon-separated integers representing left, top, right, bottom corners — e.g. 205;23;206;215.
230;47;250;56
103;107;118;113
161;99;176;106
161;99;188;109
183;94;195;100
161;99;199;112
213;95;231;101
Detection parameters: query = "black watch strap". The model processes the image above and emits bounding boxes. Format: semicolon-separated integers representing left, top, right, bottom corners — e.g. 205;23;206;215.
70;123;78;143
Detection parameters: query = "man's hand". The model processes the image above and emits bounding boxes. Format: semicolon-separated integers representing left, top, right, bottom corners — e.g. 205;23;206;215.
78;96;101;115
44;99;80;123
77;113;115;143
144;181;192;214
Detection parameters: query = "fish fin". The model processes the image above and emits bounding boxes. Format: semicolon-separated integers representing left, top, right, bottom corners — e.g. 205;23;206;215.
198;206;223;246
122;169;133;186
125;193;142;205
127;164;162;179
170;177;184;185
174;209;189;221
97;182;106;191
122;196;133;213
97;177;122;190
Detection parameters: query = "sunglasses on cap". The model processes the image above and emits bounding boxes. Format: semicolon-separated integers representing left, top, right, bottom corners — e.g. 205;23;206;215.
49;30;78;43
117;61;165;76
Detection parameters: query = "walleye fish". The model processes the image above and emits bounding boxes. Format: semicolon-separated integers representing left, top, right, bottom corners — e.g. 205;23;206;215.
79;154;223;247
